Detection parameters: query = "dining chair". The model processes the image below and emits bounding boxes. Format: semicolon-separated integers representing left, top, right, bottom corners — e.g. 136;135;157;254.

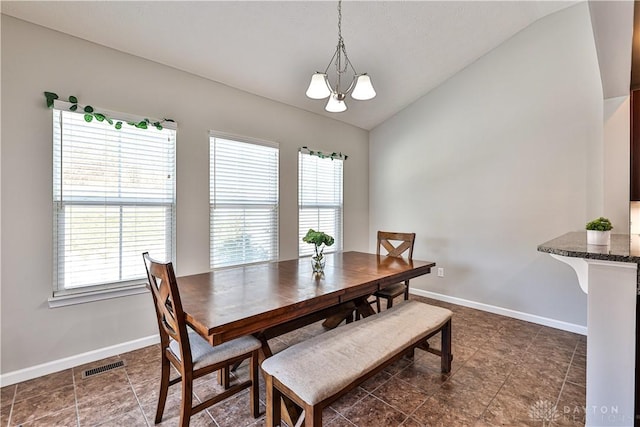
142;252;261;427
372;231;416;312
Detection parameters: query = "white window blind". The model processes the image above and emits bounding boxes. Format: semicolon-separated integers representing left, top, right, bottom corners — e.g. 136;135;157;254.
298;151;343;256
53;106;176;295
210;133;279;269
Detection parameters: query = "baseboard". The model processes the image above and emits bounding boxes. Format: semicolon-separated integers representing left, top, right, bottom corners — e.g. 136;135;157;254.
411;289;587;336
0;334;160;387
0;292;588;386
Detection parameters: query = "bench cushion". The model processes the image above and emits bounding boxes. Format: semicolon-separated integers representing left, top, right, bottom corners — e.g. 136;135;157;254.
261;300;452;405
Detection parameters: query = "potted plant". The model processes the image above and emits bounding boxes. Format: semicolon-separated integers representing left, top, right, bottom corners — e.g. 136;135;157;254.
585;217;613;246
302;229;334;274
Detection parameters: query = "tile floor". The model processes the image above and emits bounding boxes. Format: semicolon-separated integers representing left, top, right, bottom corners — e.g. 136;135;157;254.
0;296;586;426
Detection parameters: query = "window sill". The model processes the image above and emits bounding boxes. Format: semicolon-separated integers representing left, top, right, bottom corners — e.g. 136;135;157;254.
48;284;149;308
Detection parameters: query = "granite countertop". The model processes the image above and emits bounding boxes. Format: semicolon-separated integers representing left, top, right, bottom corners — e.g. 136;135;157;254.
537;231;640;264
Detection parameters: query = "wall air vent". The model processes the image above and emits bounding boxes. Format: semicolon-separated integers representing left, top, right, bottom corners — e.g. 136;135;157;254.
81;360;126;379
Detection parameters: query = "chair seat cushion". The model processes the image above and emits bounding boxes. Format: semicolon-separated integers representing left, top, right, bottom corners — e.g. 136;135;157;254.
170;327;261;371
374;282;407;298
261;301;452;405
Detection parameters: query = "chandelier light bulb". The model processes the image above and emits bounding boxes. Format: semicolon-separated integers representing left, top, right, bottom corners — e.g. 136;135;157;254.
306;73;331;99
351;74;376;100
325;93;347;113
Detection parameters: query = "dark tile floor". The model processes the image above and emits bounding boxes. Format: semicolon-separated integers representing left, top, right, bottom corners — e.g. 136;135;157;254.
0;296;586;426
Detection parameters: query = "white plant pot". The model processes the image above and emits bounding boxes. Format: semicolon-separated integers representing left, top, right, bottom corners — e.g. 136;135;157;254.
586;230;611;246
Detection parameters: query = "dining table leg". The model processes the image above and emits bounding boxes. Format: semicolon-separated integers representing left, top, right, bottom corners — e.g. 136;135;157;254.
321;301;357;329
322;296;377;329
354;296;377;318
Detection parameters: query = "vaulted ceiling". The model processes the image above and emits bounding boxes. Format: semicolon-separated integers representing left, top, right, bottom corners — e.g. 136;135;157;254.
1;1;629;130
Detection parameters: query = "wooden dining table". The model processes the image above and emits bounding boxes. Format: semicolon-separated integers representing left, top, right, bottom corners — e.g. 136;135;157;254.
177;251;436;350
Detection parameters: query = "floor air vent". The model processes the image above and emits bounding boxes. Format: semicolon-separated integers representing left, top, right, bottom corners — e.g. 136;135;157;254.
81;360;126;379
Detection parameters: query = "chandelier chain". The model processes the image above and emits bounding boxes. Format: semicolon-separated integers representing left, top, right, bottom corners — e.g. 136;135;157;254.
337;0;342;41
335;0;351;87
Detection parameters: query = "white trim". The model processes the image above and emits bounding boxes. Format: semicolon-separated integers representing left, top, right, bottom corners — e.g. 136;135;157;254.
209;130;279;149
48;284;149;308
410;288;587;336
586;258;639;269
0;335;160;387
4;290;588;386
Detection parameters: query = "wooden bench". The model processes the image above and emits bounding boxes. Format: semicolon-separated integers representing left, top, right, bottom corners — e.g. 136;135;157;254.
261;300;453;427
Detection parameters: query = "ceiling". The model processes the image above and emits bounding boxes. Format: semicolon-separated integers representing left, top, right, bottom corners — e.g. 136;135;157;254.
588;0;634;96
1;1;587;130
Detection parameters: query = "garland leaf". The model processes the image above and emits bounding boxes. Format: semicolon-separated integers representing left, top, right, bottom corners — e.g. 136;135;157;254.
44;92;59;109
300;146;348;161
44;92;173;131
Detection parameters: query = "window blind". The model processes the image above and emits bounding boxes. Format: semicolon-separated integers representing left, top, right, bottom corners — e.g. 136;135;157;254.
209;133;279;268
53;108;176;294
298;151;343;256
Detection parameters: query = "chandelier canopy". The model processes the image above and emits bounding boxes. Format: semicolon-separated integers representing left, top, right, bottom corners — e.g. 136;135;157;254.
305;0;376;113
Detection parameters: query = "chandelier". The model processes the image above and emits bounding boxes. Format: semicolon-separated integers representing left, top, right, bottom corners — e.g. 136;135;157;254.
305;0;376;113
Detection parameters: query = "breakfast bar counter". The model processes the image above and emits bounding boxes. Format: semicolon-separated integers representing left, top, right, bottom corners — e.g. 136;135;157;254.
538;231;640;264
538;232;638;426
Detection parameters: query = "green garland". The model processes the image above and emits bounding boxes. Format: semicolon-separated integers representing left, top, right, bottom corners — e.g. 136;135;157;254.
44;92;174;130
301;146;348;161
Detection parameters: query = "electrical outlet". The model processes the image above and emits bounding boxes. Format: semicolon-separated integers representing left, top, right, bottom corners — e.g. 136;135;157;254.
437;268;444;277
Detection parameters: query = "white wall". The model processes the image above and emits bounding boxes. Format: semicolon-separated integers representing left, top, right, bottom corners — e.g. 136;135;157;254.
370;3;603;327
0;15;369;375
603;95;630;232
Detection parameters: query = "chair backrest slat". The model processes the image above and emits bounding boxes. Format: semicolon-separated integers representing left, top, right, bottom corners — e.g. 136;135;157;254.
143;252;192;368
377;231;416;260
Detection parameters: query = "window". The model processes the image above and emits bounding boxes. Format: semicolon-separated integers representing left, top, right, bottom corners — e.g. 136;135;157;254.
298;150;344;256
53;102;177;297
209;133;279;268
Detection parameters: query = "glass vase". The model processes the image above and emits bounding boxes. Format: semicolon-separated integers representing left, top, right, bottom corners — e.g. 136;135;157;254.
311;256;325;274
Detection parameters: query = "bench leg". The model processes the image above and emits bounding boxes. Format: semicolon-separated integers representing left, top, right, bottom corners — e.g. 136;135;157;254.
257;334;304;426
304;403;322;427
265;374;281;427
250;351;259;418
441;319;452;373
